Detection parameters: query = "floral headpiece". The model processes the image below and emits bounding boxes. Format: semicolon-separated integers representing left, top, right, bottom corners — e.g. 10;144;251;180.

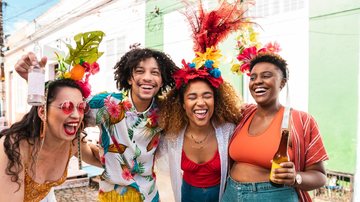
55;30;105;98
231;24;281;75
173;0;254;89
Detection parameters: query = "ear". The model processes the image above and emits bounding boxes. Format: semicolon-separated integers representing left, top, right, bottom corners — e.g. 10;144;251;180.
37;106;46;122
280;79;287;89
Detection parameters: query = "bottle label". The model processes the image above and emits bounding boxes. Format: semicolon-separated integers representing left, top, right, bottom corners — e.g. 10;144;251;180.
28;71;45;95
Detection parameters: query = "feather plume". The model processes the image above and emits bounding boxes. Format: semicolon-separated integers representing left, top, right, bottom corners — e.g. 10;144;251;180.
181;0;253;53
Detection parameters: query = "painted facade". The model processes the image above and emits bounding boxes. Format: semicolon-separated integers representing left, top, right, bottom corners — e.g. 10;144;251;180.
310;0;360;173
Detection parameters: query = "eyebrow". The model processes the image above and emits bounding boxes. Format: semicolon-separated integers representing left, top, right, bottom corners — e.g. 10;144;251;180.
186;91;213;96
134;66;160;71
250;71;273;76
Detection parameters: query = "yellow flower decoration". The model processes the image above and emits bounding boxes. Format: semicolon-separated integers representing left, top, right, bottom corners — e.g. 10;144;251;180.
64;72;72;79
193;47;222;69
231;63;241;75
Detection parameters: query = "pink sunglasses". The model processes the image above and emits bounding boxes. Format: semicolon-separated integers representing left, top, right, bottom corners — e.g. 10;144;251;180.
50;101;89;115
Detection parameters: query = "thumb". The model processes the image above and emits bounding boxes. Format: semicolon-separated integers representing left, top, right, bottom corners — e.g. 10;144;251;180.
39;56;47;68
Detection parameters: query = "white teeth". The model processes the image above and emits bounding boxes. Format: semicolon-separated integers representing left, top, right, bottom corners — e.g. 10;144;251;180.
194;109;207;114
141;85;153;89
255;88;266;93
66;123;78;127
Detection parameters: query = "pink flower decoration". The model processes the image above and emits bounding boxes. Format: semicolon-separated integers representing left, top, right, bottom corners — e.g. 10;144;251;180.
236;46;266;75
75;80;91;98
82;62;91;72
122;100;132;111
101;156;105;164
90;62;100;75
104;97;121;118
264;41;281;53
122;168;133;181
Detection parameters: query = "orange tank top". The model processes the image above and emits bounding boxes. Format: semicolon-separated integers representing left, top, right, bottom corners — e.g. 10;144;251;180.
229;107;293;169
24;145;72;202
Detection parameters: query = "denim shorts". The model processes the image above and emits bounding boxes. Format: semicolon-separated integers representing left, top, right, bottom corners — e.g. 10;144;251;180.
221;176;299;202
181;179;220;202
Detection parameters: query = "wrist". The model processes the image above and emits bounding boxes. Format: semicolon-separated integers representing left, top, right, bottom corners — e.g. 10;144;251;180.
293;173;302;187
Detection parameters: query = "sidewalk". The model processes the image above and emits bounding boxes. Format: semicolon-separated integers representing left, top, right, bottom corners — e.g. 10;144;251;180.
55;172;174;201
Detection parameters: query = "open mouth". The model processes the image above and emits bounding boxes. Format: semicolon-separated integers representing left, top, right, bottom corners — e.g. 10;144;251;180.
64;122;79;136
254;87;267;96
140;84;155;91
194;109;208;119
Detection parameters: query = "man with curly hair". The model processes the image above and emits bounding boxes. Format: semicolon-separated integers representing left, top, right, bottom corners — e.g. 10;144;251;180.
15;47;179;202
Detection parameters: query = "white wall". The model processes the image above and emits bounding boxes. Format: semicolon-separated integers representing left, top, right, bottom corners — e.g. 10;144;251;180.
240;0;309;111
162;0;309;111
4;0;147;124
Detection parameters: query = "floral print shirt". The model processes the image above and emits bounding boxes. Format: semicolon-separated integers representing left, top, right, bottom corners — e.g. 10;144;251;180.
88;90;161;202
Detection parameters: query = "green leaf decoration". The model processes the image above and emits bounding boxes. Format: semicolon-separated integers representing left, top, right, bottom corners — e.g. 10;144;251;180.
144;175;154;181
96;107;109;125
64;30;105;65
137;161;145;174
128;128;134;140
135;145;141;158
148;180;155;195
133;117;142;129
54;52;67;73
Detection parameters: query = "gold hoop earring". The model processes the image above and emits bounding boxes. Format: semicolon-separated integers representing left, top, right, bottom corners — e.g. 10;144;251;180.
40;121;46;139
77;121;85;169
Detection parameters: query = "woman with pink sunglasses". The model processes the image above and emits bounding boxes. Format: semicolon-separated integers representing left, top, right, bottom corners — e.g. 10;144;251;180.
0;78;101;201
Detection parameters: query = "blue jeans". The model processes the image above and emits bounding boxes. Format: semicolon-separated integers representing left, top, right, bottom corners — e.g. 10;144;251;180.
181;179;220;202
221;176;299;202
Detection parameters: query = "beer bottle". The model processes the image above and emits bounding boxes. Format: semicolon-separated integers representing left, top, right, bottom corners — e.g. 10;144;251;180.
27;42;45;106
269;129;290;187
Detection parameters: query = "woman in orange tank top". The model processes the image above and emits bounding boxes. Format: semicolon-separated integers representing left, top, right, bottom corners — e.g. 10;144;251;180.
0;69;102;200
222;50;328;202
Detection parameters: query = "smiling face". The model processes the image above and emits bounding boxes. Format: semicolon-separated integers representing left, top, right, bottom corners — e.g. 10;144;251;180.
43;87;85;141
182;80;214;129
249;62;286;107
128;57;163;111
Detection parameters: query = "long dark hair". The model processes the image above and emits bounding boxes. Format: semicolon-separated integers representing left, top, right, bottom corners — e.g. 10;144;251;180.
0;79;84;189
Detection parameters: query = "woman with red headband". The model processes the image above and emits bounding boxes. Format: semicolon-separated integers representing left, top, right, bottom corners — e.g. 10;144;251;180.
157;1;252;201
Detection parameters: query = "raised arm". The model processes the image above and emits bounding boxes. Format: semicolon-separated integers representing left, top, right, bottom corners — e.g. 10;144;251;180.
15;52;47;80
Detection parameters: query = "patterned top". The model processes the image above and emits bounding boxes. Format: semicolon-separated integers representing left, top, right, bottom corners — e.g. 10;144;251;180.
231;104;329;202
88;91;161;202
24;146;72;202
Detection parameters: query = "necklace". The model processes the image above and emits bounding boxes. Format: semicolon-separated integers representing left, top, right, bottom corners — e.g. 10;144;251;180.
190;132;209;144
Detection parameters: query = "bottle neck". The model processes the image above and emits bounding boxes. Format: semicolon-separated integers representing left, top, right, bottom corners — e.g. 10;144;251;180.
278;129;289;154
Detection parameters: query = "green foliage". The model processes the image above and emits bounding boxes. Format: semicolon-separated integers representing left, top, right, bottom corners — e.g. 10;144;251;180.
54;52;68;79
65;30;105;65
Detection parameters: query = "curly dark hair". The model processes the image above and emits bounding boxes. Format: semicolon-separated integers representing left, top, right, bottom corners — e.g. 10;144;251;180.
0;79;84;189
250;52;289;80
113;48;179;95
159;78;243;135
